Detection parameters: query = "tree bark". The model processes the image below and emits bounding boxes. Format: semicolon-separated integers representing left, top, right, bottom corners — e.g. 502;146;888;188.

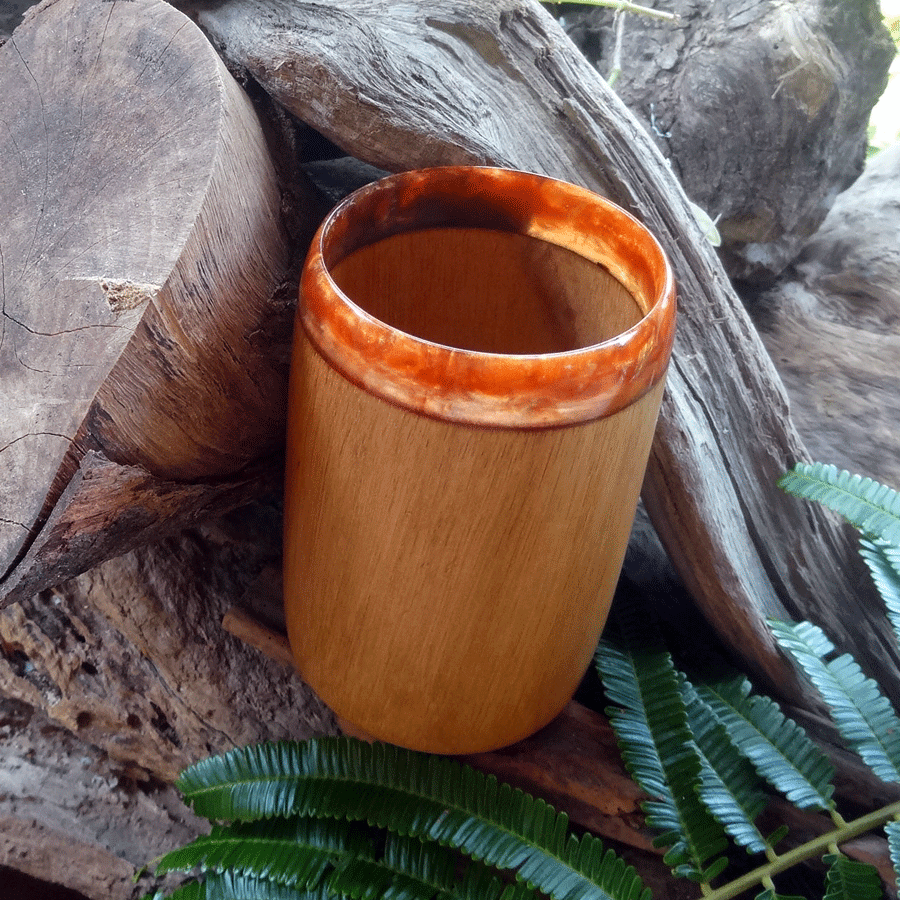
0;0;307;603
0;515;336;784
191;0;897;705
560;0;894;283
748;143;900;491
0;695;203;899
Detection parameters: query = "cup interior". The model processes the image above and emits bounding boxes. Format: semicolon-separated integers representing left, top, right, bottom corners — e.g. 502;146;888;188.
329;226;641;355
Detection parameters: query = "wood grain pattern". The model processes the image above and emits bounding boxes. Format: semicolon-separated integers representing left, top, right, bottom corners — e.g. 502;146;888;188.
0;0;293;601
284;169;672;753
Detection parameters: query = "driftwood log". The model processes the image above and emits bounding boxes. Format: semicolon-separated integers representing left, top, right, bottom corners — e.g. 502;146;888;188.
561;0;895;282
0;695;204;899
0;0;318;604
190;0;898;705
748;143;900;491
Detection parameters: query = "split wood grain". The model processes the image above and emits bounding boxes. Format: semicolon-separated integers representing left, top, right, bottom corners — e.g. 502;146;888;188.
0;0;295;603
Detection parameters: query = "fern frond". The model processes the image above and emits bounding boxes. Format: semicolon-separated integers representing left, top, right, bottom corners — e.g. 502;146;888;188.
886;820;900;887
595;638;728;880
695;675;835;810
771;620;900;783
329;832;517;900
822;853;884;900
153;817;368;887
778;463;900;544
859;538;900;643
380;832;458;900
176;738;649;900
679;677;772;854
156;882;202;900
179;871;331;899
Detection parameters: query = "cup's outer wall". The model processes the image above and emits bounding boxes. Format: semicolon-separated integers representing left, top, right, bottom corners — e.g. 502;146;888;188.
284;167;675;753
285;334;666;754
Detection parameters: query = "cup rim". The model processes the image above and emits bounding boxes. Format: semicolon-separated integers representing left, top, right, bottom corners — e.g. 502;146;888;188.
298;166;676;428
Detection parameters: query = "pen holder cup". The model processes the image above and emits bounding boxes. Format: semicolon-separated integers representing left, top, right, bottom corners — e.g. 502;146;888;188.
284;167;675;754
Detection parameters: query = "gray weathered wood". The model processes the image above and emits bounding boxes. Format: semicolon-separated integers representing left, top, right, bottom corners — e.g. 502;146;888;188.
749;143;900;491
0;694;205;899
0;0;297;602
559;0;895;282
0;520;336;784
192;0;896;702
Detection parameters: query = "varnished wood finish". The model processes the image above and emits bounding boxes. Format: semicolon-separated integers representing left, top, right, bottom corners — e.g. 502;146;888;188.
300;168;674;427
284;168;674;753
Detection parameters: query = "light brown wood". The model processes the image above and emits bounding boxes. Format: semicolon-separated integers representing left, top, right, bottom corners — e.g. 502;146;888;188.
194;0;895;705
222;604;296;669
0;0;294;603
284;168;673;754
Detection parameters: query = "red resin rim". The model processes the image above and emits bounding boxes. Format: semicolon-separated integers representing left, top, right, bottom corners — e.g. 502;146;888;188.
299;166;676;428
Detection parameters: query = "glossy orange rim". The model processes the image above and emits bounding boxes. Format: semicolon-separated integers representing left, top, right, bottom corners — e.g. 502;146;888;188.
299;166;676;428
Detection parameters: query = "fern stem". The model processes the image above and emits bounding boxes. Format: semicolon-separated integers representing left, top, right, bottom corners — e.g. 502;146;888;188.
702;799;900;900
541;0;678;21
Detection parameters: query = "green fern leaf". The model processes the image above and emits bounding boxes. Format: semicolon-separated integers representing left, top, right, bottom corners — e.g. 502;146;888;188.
859;539;900;642
380;832;458;900
822;853;884;900
185;871;331;899
595;638;728;880
778;463;900;544
886;820;900;887
158;882;202;900
153;817;367;887
328;855;413;900
771;620;900;783
679;677;771;854
753;891;806;900
328;833;516;900
695;675;835;810
175;738;649;900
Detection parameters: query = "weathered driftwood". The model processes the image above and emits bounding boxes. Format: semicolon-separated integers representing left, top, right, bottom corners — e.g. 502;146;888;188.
0;516;336;784
560;0;894;282
0;0;304;604
191;0;897;705
748;143;900;490
0;695;201;900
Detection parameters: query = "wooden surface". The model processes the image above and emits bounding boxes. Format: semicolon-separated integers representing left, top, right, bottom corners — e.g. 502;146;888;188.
285;188;670;752
194;0;897;706
750;143;900;491
560;0;895;283
0;527;336;784
0;695;202;899
0;0;294;603
286;337;664;752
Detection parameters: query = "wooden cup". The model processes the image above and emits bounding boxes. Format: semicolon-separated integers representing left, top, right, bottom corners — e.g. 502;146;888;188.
284;167;675;754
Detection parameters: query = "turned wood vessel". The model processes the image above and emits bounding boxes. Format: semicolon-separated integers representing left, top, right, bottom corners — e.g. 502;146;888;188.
284;167;675;753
